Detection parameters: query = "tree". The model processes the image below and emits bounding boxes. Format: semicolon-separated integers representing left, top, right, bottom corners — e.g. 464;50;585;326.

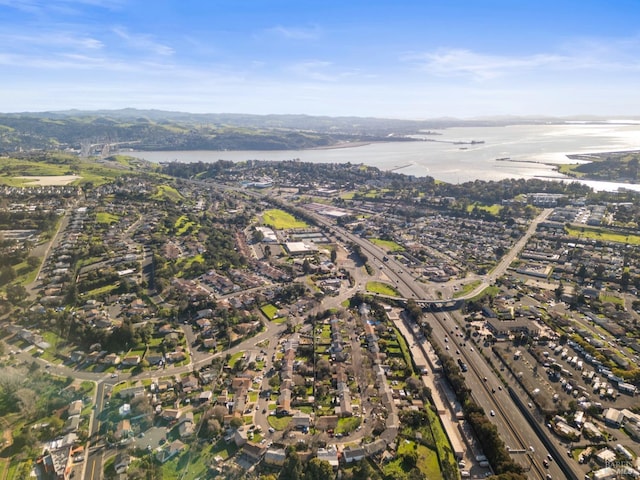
0;367;23;406
212;405;228;423
27;256;41;270
351;459;380;480
205;417;221;437
404;376;423;394
304;458;333;480
252;229;264;243
229;416;244;429
279;451;303;480
6;283;28;304
400;450;418;470
15;388;37;418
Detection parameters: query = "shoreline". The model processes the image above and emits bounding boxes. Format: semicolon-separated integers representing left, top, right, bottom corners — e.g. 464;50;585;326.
309;141;373;150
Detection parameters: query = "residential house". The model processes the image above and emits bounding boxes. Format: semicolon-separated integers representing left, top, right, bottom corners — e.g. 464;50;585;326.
342;446;366;463
68;400;83;417
264;448;287;466
181;374;199;392
199;391;213;404
242;442;266;463
156;440;185;463
178;418;195;438
122;355;141;367
291;412;311;431
114;453;131;474
63;416;80;434
40;446;72;480
103;353;121;366
233;428;248;447
161;408;182;423
146;353;164;365
316;447;339;469
115;419;132;440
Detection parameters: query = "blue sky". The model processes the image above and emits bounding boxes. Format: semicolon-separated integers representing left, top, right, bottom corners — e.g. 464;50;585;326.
2;0;640;118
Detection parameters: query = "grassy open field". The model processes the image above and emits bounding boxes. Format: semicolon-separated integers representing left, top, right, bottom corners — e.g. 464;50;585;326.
267;414;292;430
0;154;139;187
565;225;640;245
366;281;400;296
370;238;405;252
174;215;199;235
556;163;587;178
96;212;120;224
453;280;482;298
466;202;502;215
151;184;184;202
384;439;441;480
262;209;308;229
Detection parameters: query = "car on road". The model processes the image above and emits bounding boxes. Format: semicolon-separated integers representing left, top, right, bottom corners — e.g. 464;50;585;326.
268;427;275;433
490;410;495;416
529;446;535;452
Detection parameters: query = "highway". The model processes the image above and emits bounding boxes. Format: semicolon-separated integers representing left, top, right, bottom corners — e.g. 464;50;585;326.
428;308;571;480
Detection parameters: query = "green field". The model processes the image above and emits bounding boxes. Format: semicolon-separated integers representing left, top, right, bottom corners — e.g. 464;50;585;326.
227;352;244;369
599;293;624;306
556;163;588;178
175;215;199;235
151;184;184;202
370;238;405;252
262;209;308;229
179;254;204;271
466;202;502;215
96;212;120;224
366;281;400;296
384;439;441;480
453;280;482;298
85;283;120;298
267;414;292;430
0;154;136;187
565;225;640;245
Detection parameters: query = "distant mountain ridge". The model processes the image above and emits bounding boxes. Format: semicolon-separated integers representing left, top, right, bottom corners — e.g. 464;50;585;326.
1;109;637;153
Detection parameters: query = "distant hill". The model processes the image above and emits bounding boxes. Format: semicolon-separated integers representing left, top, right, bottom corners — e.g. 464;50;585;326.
0;109;633;153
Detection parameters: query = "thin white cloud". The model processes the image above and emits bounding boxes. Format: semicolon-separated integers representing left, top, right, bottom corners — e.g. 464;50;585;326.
407;38;640;80
0;0;124;15
0;31;103;50
112;26;174;56
266;25;321;40
406;48;566;79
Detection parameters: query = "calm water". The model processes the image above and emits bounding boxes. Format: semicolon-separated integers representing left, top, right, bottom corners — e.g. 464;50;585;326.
130;123;640;191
